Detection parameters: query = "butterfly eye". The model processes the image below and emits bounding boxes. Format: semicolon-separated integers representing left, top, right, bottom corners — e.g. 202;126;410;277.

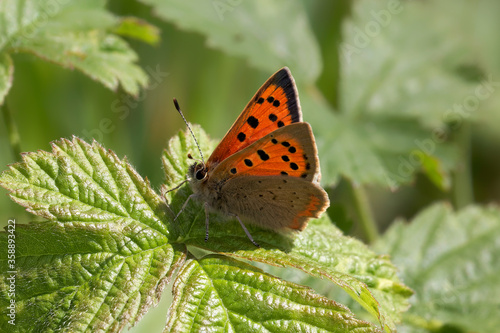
195;168;206;180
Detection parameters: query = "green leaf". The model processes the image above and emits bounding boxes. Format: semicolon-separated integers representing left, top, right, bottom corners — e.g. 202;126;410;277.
0;53;13;106
0;0;148;96
162;126;413;332
340;0;476;128
374;203;500;333
0;137;181;332
301;91;457;189
300;0;493;188
113;17;160;46
167;255;381;332
140;0;321;83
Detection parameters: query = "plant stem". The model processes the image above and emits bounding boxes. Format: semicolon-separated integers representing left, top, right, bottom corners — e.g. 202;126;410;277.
1;102;22;161
452;122;474;209
347;180;379;243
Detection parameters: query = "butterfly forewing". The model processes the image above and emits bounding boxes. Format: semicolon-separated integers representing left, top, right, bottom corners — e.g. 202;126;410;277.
207;67;302;167
210;123;320;182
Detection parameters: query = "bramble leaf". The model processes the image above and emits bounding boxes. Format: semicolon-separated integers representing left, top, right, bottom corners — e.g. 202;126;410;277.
0;0;148;96
167;255;381;332
140;0;321;83
375;203;500;333
0;137;182;332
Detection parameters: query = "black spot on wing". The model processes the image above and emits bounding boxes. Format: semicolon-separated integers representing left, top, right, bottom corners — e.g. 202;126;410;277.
257;150;269;161
247;116;259;129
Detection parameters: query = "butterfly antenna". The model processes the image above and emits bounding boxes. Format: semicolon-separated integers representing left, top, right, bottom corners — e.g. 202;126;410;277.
173;98;205;164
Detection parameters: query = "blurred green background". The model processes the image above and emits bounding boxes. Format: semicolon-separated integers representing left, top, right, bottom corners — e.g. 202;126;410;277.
1;0;500;330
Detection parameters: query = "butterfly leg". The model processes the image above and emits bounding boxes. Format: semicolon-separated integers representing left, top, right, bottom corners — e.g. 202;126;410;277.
229;213;260;248
174;193;195;221
204;202;210;242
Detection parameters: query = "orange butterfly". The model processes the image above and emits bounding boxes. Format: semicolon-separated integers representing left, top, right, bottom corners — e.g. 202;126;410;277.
175;67;329;247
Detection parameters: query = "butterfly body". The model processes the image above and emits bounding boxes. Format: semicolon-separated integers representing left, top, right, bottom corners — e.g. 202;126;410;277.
183;67;329;245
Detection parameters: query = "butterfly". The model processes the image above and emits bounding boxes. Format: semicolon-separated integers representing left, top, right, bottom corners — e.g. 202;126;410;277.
174;67;329;247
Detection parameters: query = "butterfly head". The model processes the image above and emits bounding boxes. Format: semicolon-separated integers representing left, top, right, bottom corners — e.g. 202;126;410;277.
187;157;210;196
188;158;208;182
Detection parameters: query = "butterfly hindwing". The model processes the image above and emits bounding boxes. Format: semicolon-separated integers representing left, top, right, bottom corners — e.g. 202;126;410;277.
207;67;301;167
209;123;320;182
219;176;329;231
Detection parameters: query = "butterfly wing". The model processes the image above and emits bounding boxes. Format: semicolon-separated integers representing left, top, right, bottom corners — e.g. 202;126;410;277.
219;176;329;230
209;123;321;182
207;67;302;167
205;122;329;230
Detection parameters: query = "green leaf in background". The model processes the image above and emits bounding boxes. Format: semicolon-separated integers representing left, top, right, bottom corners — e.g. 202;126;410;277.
162;126;412;332
0;137;181;332
140;0;322;84
0;0;149;96
340;0;477;129
374;203;500;333
167;255;381;332
113;17;160;46
0;53;13;105
301;93;457;190
144;0;497;190
300;0;490;189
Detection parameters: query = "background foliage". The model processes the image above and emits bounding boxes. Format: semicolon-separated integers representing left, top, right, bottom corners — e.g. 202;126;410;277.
1;0;500;332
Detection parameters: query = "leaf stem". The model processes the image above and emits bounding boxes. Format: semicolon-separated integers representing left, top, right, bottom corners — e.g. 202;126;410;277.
347;180;379;243
452;122;474;209
1;102;22;160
